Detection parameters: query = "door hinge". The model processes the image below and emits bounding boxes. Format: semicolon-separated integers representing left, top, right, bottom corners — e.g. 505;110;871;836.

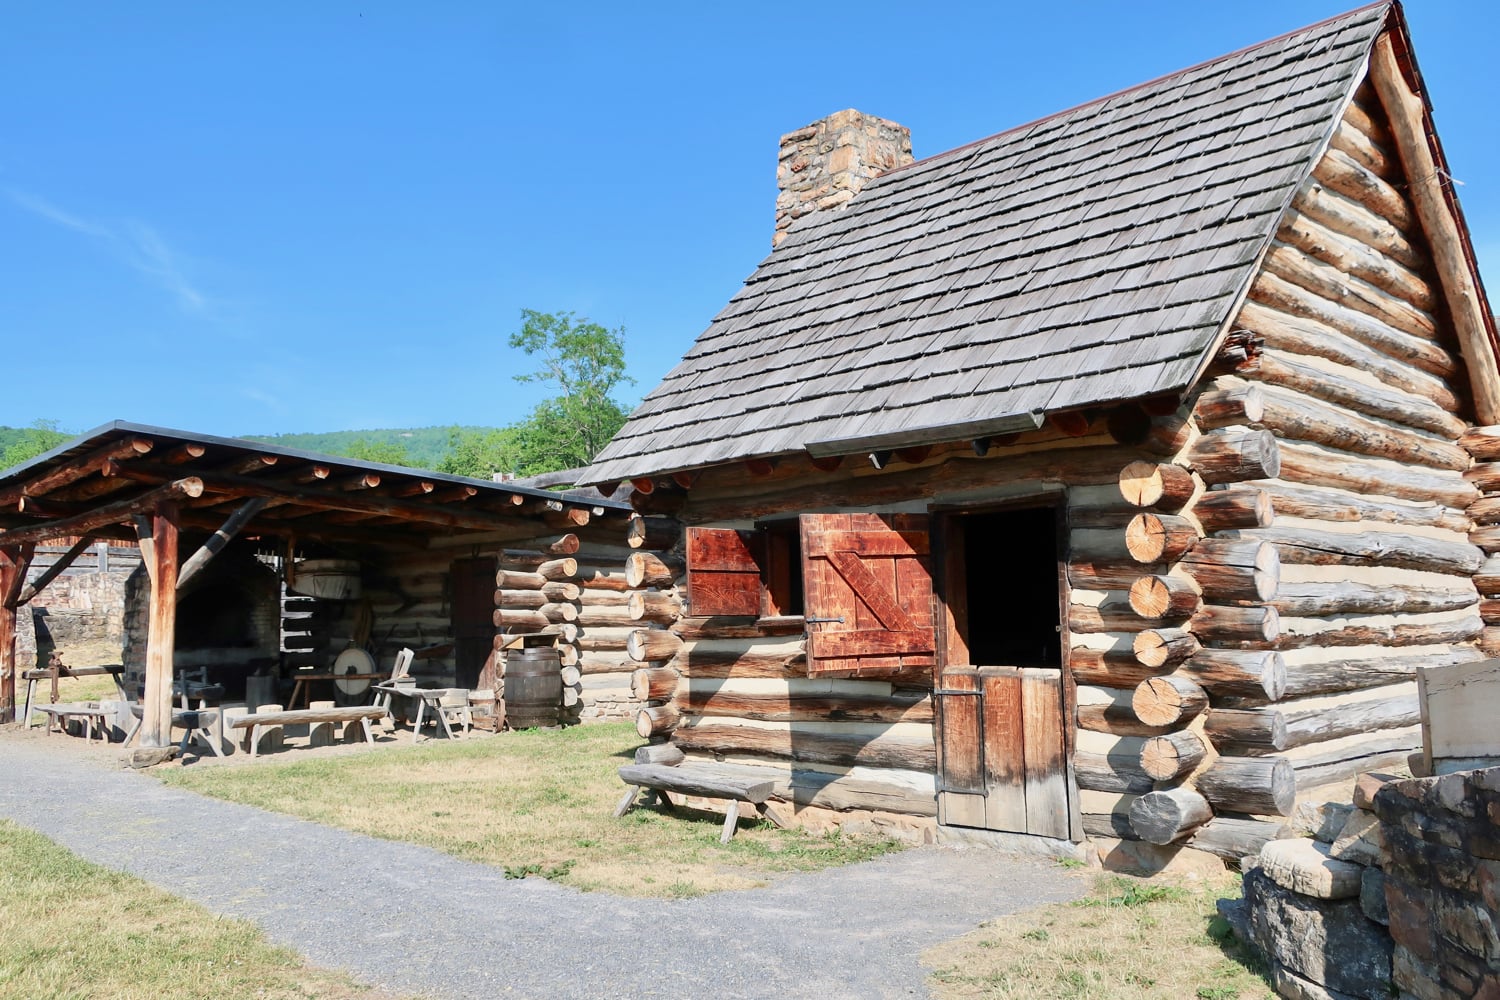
804;616;845;625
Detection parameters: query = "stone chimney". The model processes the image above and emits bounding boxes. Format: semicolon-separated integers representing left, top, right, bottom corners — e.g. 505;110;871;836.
774;109;913;247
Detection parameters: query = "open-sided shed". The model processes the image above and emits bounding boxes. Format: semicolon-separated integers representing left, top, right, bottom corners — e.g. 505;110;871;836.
0;421;638;748
585;2;1500;866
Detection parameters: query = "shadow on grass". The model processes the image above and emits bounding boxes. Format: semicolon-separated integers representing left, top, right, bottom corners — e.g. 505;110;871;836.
1204;894;1274;998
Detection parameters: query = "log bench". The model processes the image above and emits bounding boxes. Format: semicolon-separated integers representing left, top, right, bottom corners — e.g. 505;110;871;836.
228;706;387;758
614;761;789;843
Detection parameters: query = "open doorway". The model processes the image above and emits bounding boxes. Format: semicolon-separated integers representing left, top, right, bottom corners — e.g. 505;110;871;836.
961;506;1063;668
936;501;1073;840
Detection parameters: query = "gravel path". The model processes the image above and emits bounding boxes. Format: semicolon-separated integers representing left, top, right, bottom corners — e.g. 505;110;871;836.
0;739;1088;999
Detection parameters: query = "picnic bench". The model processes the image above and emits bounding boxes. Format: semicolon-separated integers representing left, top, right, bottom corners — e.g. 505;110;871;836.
228;706;387;758
614;756;789;843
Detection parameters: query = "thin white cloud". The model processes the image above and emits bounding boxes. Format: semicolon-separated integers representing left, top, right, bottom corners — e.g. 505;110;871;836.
8;189;209;313
239;386;285;413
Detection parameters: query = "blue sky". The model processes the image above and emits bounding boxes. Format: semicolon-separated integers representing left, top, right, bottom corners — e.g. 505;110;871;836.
4;1;1496;438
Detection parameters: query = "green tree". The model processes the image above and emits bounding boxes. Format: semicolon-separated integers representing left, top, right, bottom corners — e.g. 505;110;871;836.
339;437;413;467
504;309;633;474
437;425;520;479
1;419;69;470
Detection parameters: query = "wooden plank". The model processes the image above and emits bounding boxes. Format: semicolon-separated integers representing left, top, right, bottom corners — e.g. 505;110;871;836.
825;550;918;632
981;665;1027;833
1417;659;1500;769
1021;667;1070;840
1370;34;1500;425
937;667;984;795
801;513;934;675
686;527;762;617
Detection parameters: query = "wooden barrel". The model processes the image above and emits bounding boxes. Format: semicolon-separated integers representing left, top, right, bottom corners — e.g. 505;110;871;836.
503;647;562;729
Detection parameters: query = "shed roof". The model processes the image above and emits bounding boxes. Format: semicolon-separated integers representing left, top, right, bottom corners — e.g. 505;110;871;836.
587;3;1390;483
0;421;629;550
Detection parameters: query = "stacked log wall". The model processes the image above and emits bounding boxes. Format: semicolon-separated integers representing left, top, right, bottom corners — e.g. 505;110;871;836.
662;424;1188;829
320;523;631;707
1088;84;1488;857
487;525;642;721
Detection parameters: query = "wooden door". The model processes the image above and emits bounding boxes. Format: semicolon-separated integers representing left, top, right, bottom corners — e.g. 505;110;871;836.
934;508;1071;840
450;557;496;689
798;513;934;677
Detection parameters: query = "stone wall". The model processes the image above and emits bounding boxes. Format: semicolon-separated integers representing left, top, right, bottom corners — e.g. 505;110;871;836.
30;571;131;651
1227;767;1500;1000
1373;770;1500;999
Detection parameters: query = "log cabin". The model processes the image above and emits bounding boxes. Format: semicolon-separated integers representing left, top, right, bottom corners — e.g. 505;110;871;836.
582;2;1500;868
0;421;644;747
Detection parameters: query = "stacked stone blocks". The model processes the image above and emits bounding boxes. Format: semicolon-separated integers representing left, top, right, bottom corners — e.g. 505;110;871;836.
773;109;913;246
1373;769;1500;1000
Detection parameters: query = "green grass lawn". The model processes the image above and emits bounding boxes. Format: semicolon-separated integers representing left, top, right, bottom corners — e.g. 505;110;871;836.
926;871;1273;999
0;820;399;1000
160;722;902;897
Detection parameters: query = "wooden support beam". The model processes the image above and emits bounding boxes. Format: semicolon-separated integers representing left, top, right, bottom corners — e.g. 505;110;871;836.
293;464;332;485
176;497;269;592
391;479;435;497
1048;411;1092;437
338;473;381;491
89;464;553;535
133;515;156;581
0;436;154;508
1370;32;1500;424
0;544;35;723
223;454;278;476
162;443;206;465
0;478;204;549
140;504;179;749
15;536;95;606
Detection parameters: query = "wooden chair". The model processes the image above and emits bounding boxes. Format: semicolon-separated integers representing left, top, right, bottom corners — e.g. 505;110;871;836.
370;648;416;719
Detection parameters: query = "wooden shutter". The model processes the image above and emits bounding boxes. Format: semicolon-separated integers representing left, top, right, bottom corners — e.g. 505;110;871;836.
686;527;764;617
800;513;935;676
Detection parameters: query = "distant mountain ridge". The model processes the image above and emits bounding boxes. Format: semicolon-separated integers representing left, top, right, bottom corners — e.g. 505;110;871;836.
0;424;508;472
243;426;501;469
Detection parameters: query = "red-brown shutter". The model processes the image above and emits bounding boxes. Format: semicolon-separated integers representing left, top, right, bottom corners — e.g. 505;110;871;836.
686;527;764;617
800;512;935;676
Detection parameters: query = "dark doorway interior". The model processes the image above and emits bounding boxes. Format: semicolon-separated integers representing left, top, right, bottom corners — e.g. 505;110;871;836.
450;557;496;689
962;506;1062;667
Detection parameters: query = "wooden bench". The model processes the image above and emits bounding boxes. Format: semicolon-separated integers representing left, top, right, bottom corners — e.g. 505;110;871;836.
614;761;788;843
36;702;117;742
23;666;126;729
228;706;387;757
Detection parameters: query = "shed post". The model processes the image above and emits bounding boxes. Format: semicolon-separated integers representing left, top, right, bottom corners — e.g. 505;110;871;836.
140;503;180;749
0;544;35;723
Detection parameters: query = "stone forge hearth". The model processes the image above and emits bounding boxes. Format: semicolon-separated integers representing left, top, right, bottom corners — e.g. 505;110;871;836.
123;545;279;697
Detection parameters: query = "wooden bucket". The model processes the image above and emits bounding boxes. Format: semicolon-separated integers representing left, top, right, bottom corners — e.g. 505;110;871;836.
503;647;561;729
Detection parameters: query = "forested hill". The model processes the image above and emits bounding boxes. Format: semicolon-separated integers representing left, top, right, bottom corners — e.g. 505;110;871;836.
0;427;34;455
243;426;500;469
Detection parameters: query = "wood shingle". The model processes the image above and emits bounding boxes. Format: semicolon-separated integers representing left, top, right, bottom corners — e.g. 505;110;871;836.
588;4;1389;483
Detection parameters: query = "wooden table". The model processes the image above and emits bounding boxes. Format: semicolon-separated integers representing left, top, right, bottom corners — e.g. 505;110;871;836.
288;672;383;710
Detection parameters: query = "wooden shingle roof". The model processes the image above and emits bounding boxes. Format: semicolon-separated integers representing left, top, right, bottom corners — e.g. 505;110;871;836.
588;3;1390;483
